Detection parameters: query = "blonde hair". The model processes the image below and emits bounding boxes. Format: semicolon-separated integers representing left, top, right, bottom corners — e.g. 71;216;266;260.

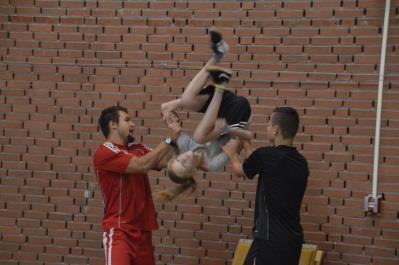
157;158;197;201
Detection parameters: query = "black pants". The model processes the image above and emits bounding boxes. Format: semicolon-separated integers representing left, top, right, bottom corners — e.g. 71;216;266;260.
243;238;302;265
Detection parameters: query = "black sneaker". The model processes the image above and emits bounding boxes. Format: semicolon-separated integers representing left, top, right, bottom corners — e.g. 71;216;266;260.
210;30;229;62
206;66;233;84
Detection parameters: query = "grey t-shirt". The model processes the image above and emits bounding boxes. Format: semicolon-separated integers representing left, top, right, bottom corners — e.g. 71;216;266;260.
176;135;229;172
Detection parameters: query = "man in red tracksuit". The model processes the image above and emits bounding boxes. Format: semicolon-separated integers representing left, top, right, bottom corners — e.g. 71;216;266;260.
93;106;180;265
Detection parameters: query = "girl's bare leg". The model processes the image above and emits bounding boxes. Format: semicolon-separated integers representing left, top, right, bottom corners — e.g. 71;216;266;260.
193;87;224;144
180;58;216;112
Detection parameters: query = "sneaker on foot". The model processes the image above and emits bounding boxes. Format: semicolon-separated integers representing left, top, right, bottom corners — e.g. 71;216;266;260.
210;30;229;62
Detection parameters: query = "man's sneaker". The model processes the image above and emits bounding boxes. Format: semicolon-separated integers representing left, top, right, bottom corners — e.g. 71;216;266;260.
206;65;232;84
210;30;229;63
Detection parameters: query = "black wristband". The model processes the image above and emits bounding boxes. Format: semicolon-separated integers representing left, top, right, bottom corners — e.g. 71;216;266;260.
164;137;177;148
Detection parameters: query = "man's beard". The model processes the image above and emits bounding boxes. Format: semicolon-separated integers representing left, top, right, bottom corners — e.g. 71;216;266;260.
127;134;135;143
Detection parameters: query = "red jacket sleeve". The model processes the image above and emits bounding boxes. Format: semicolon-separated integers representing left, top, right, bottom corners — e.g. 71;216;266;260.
130;143;152;156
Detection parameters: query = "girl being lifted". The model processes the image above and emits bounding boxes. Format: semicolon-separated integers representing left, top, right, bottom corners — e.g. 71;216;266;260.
159;31;252;200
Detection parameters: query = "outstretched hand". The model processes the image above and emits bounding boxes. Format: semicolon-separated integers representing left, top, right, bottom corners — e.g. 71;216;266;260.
163;111;181;140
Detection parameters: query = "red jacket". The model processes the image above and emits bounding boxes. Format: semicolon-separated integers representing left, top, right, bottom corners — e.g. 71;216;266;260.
93;142;158;232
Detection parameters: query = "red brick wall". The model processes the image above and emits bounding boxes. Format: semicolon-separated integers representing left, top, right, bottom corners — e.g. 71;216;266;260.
1;1;398;264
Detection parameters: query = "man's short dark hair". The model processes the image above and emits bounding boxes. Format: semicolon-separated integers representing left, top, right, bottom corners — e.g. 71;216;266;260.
98;106;128;138
271;107;299;139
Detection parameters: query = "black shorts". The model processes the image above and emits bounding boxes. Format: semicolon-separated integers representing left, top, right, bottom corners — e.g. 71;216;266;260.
199;85;251;125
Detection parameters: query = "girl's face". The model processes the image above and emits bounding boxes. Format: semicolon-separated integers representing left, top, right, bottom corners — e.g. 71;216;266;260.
169;151;201;177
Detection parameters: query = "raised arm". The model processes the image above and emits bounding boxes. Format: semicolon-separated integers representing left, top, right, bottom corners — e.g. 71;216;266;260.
126;141;175;173
126;111;182;173
161;98;182;115
192;65;234;144
154;148;175;170
221;138;245;178
192;86;225;144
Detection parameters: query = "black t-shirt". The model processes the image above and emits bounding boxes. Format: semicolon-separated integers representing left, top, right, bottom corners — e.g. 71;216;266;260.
243;145;309;244
199;85;251;125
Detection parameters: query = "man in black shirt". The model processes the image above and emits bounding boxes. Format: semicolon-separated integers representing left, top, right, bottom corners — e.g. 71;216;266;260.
224;107;309;265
